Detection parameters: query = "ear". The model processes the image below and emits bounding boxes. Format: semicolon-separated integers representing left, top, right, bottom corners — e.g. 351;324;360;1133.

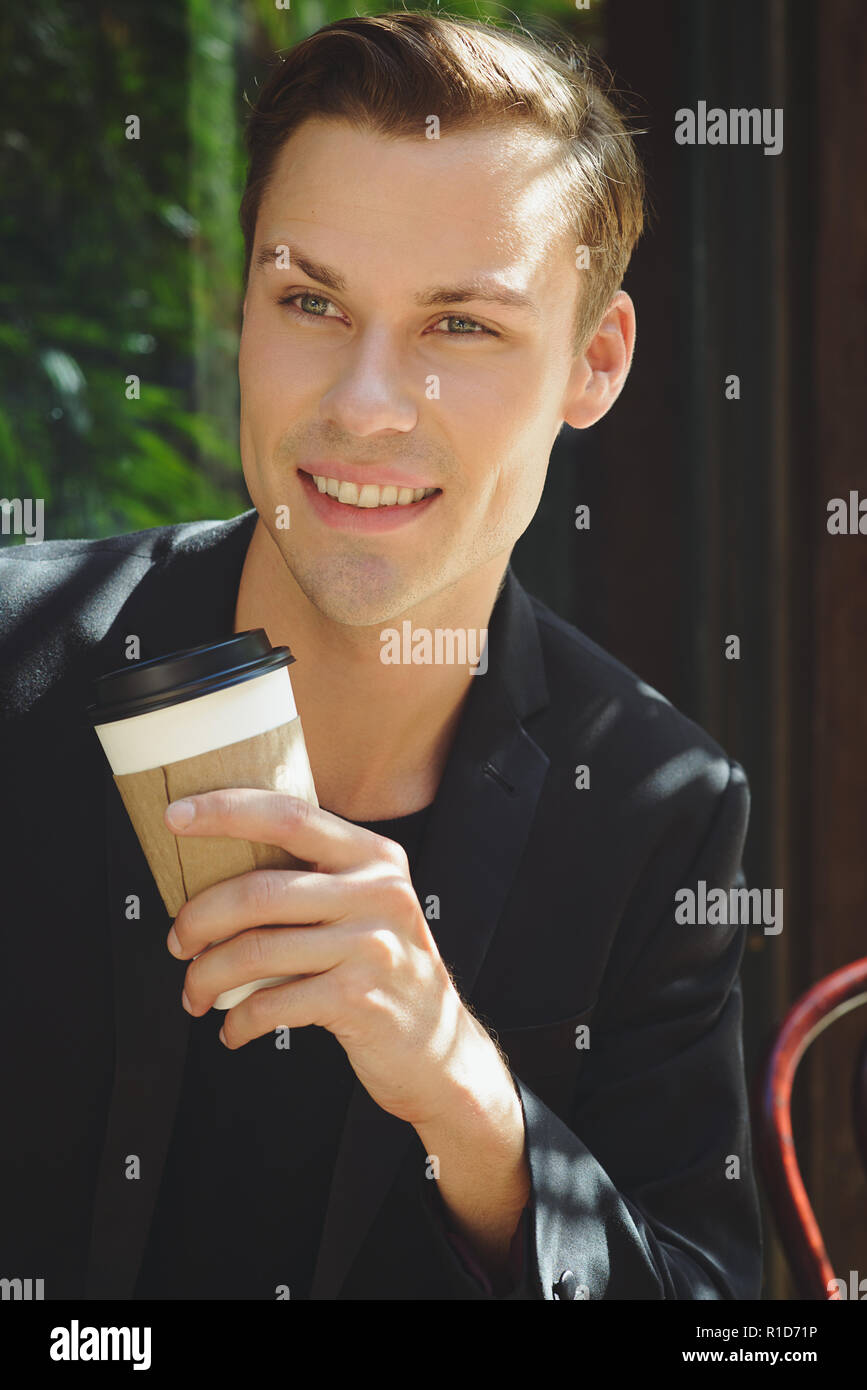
561;291;636;430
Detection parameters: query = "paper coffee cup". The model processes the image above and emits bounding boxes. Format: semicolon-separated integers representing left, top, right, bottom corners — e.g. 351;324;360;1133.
86;630;318;1010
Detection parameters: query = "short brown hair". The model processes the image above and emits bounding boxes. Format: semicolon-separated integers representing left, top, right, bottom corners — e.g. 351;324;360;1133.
239;9;645;354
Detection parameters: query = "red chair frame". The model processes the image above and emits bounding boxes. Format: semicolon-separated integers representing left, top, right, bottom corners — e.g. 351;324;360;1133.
751;956;867;1300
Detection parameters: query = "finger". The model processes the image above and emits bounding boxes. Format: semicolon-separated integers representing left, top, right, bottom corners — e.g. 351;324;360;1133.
219;971;337;1049
164;789;398;873
183;922;351;1016
170;867;350;958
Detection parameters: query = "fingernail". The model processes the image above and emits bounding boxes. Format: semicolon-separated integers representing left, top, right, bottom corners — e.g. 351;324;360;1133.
166;799;195;828
181;990;193;1013
218;1027;227;1046
167;927;182;957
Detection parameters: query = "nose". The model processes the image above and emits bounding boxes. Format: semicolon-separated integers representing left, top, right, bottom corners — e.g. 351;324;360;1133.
318;323;419;437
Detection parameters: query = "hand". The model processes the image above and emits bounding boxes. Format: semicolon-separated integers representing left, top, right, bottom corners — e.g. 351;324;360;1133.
163;789;511;1130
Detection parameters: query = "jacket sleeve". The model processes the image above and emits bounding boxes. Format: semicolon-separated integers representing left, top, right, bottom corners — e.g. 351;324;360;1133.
413;758;763;1299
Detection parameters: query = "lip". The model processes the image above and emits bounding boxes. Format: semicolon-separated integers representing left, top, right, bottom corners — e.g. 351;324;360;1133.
297;468;441;532
298;462;438;490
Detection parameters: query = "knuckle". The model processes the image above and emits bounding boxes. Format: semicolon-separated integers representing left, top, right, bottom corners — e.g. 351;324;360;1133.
377;836;409;873
329;967;355;1012
209;788;238;820
238;928;269;972
361;926;401;971
280;794;310;832
247;870;279;916
246;982;274;1020
380;870;418;919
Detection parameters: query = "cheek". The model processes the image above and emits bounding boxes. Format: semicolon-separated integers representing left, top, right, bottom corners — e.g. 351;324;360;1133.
450;354;549;441
239;322;306;435
457;373;550;487
439;371;519;479
485;441;552;543
492;461;543;524
240;318;284;391
238;310;268;373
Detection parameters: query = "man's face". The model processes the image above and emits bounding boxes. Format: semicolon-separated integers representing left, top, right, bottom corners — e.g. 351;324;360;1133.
239;116;588;626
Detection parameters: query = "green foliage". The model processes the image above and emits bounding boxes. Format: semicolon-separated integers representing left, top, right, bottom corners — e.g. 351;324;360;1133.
250;0;590;47
0;0;597;544
0;0;244;541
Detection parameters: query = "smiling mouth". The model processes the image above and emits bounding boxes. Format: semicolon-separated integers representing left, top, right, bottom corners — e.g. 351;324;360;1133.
299;470;440;509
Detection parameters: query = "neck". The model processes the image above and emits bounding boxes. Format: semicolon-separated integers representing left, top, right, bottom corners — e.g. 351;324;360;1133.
233;518;508;822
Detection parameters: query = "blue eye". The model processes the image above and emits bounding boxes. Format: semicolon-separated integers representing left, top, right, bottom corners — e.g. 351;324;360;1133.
277;292;340;319
430;315;494;337
276;293;498;338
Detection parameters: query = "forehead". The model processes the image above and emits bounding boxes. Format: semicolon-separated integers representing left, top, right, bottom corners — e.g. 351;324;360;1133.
255;116;573;286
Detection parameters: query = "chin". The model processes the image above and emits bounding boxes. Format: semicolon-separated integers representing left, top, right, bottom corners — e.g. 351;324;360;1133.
292;553;416;628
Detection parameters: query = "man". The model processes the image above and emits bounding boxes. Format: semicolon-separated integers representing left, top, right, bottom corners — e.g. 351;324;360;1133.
0;12;762;1300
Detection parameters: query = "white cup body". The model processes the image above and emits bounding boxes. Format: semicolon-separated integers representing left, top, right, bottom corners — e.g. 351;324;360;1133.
95;664;308;1010
94;665;298;774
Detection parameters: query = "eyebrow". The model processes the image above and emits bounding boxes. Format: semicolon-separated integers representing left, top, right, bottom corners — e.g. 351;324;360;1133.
254;242;541;319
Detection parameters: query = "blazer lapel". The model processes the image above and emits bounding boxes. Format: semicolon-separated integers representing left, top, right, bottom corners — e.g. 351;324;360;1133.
86;509;259;1298
310;566;550;1299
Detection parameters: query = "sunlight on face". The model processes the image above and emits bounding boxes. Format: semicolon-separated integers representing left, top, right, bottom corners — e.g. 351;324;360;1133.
238;116;581;626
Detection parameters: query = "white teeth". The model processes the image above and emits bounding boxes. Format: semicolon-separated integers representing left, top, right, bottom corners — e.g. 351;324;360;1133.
310;474;437;508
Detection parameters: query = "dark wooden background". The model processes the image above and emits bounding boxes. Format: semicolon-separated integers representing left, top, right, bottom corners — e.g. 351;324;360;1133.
511;0;867;1301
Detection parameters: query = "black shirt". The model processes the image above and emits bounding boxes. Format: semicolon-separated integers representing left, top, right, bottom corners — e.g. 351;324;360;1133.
133;800;434;1299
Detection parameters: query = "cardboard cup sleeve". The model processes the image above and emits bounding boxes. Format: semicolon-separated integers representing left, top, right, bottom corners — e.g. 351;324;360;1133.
113;716;319;1010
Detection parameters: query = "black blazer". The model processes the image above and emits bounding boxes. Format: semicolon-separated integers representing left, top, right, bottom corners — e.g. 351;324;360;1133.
0;508;762;1300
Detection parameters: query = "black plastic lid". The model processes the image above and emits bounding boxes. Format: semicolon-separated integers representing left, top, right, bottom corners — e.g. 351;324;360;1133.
85;629;295;725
